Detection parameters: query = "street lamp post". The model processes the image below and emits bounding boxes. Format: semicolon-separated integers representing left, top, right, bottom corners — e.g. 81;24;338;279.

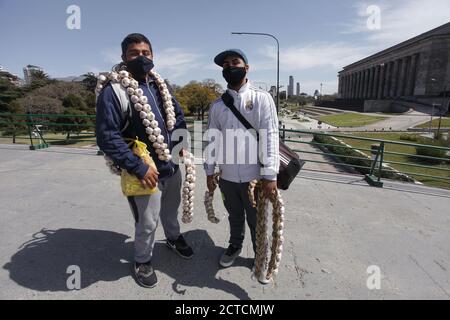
231;32;280;114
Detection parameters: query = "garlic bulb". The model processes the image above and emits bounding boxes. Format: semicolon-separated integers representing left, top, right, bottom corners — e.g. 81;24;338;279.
181;152;196;224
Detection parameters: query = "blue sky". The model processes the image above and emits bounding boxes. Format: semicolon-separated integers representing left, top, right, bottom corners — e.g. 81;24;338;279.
0;0;449;94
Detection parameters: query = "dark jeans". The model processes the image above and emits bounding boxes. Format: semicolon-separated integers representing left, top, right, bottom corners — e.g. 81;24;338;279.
218;178;257;253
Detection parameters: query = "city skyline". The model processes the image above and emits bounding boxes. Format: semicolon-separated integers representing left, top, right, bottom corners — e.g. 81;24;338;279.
1;0;450;95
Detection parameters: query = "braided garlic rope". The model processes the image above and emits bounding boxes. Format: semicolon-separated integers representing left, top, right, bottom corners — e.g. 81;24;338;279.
252;180;285;283
181;152;196;224
96;68;196;224
203;173;221;223
204;175;285;281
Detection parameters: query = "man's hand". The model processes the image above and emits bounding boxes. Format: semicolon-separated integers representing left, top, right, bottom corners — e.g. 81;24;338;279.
179;148;189;158
139;166;159;189
261;179;277;198
207;175;217;193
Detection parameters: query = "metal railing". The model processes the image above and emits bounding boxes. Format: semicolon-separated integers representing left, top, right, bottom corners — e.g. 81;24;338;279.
280;127;450;188
0;113;96;149
1;113;449;189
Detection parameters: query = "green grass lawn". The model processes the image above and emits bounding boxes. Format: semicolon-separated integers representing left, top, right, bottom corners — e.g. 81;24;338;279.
0;132;97;148
414;118;450;128
338;132;450;189
318;113;387;127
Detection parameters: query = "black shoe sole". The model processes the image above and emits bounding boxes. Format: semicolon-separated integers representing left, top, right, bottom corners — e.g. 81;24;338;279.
132;265;158;288
166;241;194;260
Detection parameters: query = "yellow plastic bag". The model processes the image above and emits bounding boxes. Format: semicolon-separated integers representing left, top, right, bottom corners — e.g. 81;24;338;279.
120;138;158;197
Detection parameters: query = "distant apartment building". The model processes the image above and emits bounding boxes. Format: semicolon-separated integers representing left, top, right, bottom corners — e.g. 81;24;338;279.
23;65;44;85
288;76;294;97
0;66;23;86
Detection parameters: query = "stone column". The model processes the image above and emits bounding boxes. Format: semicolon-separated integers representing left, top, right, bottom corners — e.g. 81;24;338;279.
347;74;352;98
358;71;364;98
383;62;392;98
362;69;369;98
390;59;399;97
406;54;418;96
355;72;359;98
372;66;380;98
397;57;408;97
346;75;351;98
367;67;374;99
349;74;354;98
347;74;351;98
346;75;350;98
377;64;385;99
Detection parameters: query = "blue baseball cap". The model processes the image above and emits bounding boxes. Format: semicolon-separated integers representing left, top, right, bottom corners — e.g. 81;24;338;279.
214;49;248;66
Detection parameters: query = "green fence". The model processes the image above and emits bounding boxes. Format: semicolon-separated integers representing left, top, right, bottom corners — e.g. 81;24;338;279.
0;113;96;149
280;127;450;189
1;113;449;189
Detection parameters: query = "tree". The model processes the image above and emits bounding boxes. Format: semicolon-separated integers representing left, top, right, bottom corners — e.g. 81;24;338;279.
0;78;23;113
24;69;54;92
201;78;223;96
81;72;98;93
63;94;87;111
173;81;220;119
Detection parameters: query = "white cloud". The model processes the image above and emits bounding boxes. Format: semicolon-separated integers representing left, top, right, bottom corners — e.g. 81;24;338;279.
100;47;203;79
264;0;450;94
260;43;373;72
343;0;450;46
101;48;121;64
154;48;203;79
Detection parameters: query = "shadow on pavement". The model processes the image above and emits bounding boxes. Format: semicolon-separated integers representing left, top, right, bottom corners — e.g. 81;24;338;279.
153;229;252;300
3;228;133;292
3;228;251;299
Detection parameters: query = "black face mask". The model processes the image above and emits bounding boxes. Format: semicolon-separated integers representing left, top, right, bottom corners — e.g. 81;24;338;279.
222;66;247;86
126;56;154;79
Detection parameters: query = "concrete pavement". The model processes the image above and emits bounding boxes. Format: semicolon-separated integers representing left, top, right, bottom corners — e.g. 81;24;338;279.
0;144;450;300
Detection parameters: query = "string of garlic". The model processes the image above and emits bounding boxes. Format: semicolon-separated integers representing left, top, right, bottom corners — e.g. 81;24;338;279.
96;67;197;224
96;69;175;163
203;173;221;224
252;182;285;283
181;152;196;223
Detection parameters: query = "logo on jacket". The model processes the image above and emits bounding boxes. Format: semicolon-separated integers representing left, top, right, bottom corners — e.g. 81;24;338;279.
245;100;254;111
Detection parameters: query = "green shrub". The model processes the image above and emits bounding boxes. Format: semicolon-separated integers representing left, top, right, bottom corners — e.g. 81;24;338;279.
312;134;414;182
399;134;419;142
414;138;448;163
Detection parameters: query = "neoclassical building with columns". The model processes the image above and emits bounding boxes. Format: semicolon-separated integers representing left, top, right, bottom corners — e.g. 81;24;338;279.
337;22;450;113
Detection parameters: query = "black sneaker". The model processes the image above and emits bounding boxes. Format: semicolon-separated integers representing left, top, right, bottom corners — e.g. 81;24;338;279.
133;261;158;288
219;244;242;268
166;234;194;259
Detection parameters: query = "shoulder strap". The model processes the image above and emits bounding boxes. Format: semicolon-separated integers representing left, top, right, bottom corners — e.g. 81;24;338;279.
111;82;132;133
221;92;259;141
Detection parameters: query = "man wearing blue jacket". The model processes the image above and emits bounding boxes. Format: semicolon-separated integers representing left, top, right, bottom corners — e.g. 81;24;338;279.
96;33;193;288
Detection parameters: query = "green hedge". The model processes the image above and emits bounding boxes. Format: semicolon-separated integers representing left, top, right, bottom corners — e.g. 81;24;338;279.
312;134;414;182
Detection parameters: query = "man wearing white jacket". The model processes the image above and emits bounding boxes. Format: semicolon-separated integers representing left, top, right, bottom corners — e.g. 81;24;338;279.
204;49;279;269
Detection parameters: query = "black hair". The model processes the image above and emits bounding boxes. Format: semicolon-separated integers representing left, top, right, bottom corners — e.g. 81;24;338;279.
121;33;153;56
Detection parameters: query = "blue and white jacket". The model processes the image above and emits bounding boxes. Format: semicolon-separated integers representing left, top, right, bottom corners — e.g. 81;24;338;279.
96;77;187;181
